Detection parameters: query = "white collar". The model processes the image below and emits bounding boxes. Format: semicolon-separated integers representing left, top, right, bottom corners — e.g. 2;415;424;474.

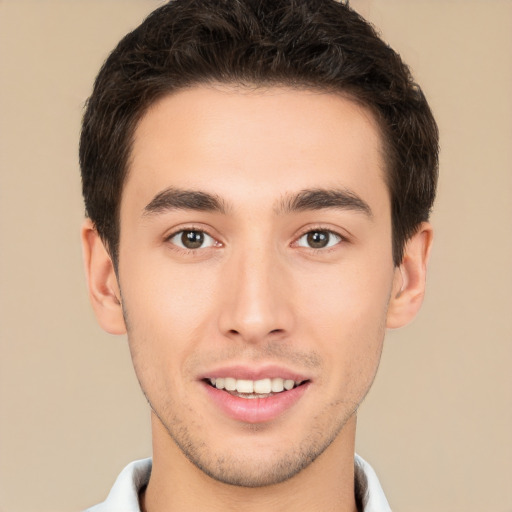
355;454;392;512
85;455;391;512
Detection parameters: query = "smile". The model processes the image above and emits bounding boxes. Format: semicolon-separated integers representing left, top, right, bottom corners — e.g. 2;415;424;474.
208;377;302;397
202;372;310;423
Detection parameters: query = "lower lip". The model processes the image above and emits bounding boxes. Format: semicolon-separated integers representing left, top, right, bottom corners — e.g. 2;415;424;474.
202;381;310;424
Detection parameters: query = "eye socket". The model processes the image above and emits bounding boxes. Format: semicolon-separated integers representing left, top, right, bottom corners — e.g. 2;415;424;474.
168;229;217;250
296;230;342;249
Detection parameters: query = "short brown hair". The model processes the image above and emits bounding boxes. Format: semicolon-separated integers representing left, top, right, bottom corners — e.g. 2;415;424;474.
80;0;439;266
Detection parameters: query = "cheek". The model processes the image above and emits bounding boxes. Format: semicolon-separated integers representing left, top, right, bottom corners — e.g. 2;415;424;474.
297;259;392;387
120;260;220;380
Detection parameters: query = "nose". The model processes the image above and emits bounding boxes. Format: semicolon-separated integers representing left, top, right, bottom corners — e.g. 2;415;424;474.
217;244;295;344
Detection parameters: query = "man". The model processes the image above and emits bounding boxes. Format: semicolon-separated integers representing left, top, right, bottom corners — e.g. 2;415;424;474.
80;0;438;510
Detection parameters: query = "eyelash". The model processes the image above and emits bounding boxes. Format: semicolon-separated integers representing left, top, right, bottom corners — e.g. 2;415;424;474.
294;228;345;251
166;226;220;252
165;226;347;253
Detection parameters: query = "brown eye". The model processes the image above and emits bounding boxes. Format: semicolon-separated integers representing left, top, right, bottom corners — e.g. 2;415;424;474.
307;231;328;248
181;230;204;249
297;230;341;249
169;230;216;250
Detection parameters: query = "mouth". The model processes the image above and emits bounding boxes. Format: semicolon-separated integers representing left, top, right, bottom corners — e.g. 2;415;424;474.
201;372;311;423
205;377;306;399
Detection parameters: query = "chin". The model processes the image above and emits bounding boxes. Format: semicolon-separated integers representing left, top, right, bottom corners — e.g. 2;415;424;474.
163;414;347;488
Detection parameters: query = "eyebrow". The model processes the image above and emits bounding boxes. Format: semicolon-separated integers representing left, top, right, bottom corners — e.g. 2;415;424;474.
276;188;373;217
142;186;372;218
143;187;228;216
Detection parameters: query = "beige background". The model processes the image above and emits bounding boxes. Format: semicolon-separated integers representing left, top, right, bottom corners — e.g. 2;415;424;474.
0;1;511;511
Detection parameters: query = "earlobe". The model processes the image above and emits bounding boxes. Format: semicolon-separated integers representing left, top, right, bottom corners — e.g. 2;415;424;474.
386;222;433;329
81;219;126;335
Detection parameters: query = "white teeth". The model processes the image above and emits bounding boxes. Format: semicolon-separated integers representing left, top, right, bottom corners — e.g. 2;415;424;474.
271;378;285;392
253;378;272;394
236;379;253;393
224;377;237;391
284;379;295;391
209;376;301;395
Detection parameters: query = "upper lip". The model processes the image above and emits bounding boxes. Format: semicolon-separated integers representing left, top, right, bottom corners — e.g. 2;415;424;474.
198;364;312;383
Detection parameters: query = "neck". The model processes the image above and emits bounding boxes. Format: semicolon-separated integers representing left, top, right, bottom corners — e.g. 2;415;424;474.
141;413;359;512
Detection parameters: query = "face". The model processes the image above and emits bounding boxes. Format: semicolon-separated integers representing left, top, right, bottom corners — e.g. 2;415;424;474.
116;86;399;486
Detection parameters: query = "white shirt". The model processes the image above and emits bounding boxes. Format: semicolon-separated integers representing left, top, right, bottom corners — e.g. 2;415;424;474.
85;455;391;512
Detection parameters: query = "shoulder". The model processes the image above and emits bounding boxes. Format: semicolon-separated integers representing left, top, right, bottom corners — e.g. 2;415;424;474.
83;458;152;512
355;454;392;512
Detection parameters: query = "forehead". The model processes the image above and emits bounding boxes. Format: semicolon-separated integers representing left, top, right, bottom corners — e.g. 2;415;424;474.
123;85;388;216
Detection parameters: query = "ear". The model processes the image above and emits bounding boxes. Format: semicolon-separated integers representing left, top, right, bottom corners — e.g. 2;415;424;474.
81;219;126;335
386;222;433;329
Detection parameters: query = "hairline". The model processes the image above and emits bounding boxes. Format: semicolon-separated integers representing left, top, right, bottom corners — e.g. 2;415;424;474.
105;80;399;267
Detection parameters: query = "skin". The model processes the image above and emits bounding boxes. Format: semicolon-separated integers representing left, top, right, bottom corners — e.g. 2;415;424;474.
82;85;432;512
